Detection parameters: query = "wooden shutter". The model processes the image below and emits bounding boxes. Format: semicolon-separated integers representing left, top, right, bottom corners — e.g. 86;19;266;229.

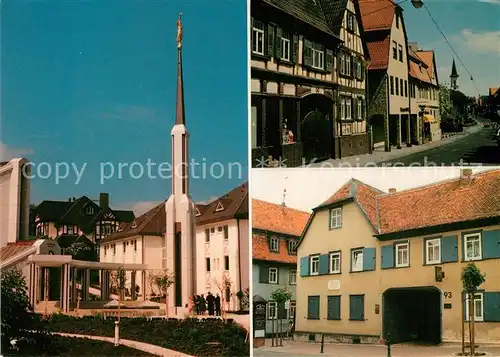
319;254;329;275
275;27;282;60
267;24;274;57
300;256;310;276
326;49;334;73
349;295;364;320
361;61;365;81
327;296;341;320
352;98;358;120
307;296;320;319
484;292;500;322
350;55;354;76
303;39;312;67
482;230;500;259
362;247;376;271
361;99;365;120
259;266;270;283
441;235;458;263
381;245;394;269
292;34;299;64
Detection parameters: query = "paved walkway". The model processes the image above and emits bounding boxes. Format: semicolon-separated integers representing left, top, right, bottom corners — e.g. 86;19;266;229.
308;122;483;168
254;340;500;357
53;332;193;357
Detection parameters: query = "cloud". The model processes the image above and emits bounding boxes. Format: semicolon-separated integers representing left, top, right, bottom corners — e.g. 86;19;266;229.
0;142;34;161
478;0;500;5
99;105;159;122
457;29;500;56
196;196;219;205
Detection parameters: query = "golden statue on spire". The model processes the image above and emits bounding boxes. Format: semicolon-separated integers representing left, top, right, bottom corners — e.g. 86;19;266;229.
176;13;183;49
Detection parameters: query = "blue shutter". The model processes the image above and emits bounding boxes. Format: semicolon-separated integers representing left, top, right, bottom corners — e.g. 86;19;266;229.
308;296;320;319
441;235;458;263
484;292;500;322
349;295;364;320
482;230;500;259
300;256;310;277
363;248;376;271
327;296;341;320
381;245;394;269
319;254;329;275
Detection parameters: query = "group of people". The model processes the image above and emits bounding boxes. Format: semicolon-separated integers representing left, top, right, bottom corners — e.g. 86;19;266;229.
192;292;222;316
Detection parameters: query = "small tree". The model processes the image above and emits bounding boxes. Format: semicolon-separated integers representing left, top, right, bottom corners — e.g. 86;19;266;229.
461;263;486;356
270;287;292;347
213;275;232;317
109;270;127;297
153;270;175;299
1;268;34;352
236;288;250;312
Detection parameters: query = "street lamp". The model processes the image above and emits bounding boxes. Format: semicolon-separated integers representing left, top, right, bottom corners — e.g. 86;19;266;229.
411;0;424;8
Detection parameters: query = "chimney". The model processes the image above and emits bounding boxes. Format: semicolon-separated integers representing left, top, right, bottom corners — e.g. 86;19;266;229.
408;42;419;52
100;193;109;210
460;169;473;185
389;188;397;193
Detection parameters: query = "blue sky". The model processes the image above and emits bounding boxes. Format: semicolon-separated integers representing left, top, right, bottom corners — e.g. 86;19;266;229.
0;0;248;214
400;0;500;97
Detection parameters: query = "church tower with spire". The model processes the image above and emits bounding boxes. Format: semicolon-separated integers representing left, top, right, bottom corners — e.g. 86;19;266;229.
165;13;197;313
450;58;459;90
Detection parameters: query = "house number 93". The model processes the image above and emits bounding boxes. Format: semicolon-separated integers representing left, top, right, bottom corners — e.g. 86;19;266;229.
444;292;452;298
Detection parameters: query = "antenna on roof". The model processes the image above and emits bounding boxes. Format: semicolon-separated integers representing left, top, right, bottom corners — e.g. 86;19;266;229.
281;176;288;207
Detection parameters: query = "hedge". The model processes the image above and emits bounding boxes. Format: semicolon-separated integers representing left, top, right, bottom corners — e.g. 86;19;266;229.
41;314;249;357
4;333;156;356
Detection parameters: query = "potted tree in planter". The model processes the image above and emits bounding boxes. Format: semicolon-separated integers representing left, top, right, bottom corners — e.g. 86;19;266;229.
270;287;292;347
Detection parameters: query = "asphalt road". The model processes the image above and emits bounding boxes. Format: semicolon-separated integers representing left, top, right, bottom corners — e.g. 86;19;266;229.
379;122;500;167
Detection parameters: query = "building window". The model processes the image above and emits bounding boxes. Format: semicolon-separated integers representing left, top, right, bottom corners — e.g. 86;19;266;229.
330;252;341;273
210;227;215;234
123;242;126;253
340;97;346;119
329;207;342;228
205;228;210;243
340;52;346;75
112;244;116;255
224;256;229;271
347;12;355;32
206;258;211;272
465;293;483;322
104;246;107;256
395;77;399;96
312;47;324;70
310;255;320;275
307;296;320;320
133;240;137;251
392;41;397;59
398;44;403;62
426;238;441;264
390;76;395;95
396;13;399;28
346;56;351;76
289;301;296;319
281;32;291;61
252;20;265;55
404;80;408;97
269;267;278;284
288;240;296;255
349;295;365;321
400;78;404;97
270;236;279;252
224;225;229;240
267;301;277;320
464;233;482;261
357;98;363;119
289;270;297;285
395;242;409;267
346;98;352;120
351;249;363;272
85;205;94;215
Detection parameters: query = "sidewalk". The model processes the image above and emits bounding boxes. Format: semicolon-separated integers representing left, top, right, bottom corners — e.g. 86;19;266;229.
254;340;500;357
54;332;192;357
308;123;483;168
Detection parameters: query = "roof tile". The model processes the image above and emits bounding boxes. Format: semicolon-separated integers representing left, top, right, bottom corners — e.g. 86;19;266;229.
252;199;310;237
252;233;297;264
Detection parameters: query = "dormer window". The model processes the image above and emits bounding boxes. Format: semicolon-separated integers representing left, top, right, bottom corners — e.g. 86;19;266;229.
85;205;94;215
195;207;201;217
131;221;137;229
288;240;297;255
215;202;224;212
270;236;279;252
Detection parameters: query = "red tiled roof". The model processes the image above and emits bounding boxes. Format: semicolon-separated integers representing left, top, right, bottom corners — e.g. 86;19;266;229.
0;241;36;262
252;233;297;264
317;179;383;229
366;35;390;70
252;199;310;237
416;50;435;82
490;87;499;96
378;170;500;234
310;169;500;237
359;0;395;31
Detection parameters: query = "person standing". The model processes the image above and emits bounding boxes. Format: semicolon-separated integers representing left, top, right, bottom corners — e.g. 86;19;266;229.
199;294;207;316
215;293;221;317
206;292;215;316
195;294;201;315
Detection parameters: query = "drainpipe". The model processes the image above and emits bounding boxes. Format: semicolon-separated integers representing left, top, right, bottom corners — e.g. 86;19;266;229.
385;73;391;152
365;59;373;153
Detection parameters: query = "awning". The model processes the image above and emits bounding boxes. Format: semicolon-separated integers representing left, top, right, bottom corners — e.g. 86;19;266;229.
424;115;437;124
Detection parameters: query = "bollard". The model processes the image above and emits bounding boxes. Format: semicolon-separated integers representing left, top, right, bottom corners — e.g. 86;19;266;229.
320;334;324;354
114;321;120;346
386;341;391;357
